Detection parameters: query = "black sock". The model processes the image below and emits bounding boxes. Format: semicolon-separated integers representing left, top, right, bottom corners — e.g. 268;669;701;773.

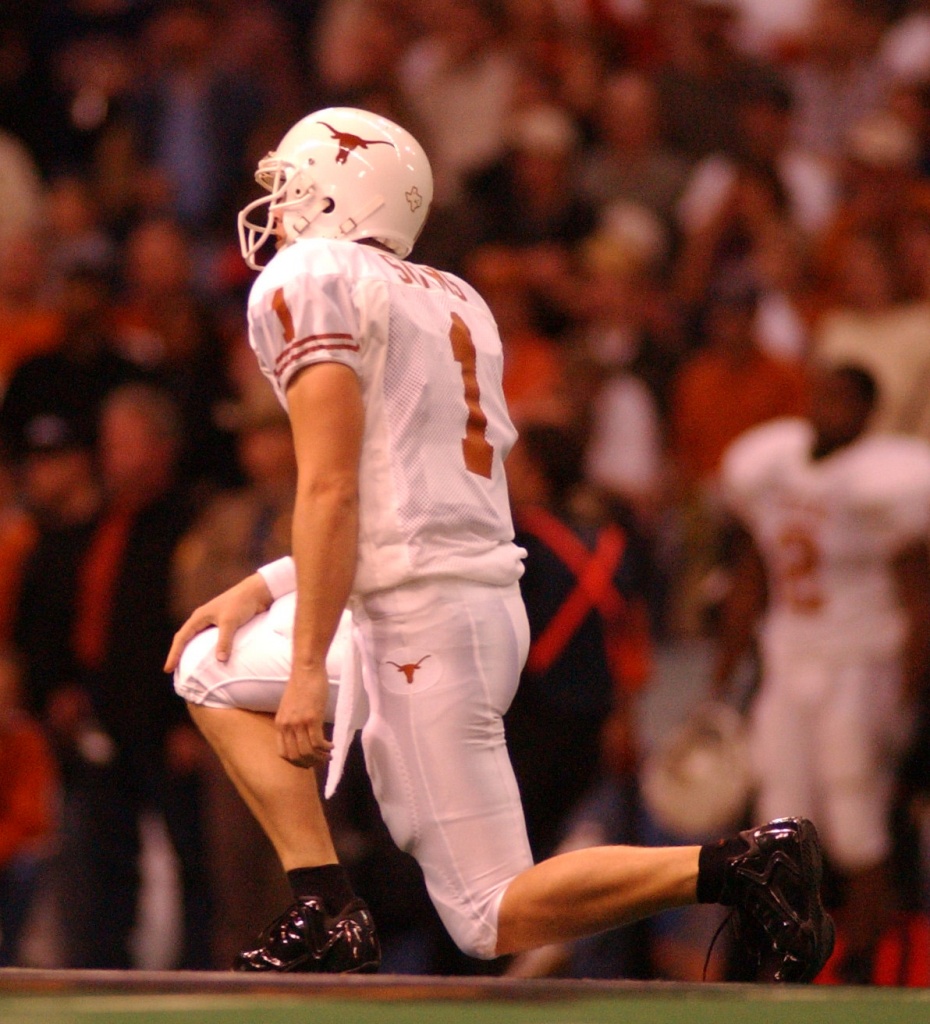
697;836;748;904
287;864;356;916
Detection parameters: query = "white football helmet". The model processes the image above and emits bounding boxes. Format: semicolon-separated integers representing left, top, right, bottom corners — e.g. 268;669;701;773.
238;107;433;269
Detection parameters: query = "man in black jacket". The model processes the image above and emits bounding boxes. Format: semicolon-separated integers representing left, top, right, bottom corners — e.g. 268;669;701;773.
15;383;213;969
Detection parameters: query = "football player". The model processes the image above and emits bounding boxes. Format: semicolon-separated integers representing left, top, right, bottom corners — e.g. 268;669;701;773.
715;362;930;980
165;107;833;980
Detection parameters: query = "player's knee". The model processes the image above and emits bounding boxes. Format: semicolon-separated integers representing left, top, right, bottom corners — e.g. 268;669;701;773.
425;883;509;961
443;916;500;961
172;627;221;705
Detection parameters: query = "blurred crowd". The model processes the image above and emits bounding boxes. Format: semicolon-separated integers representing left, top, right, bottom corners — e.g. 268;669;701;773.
5;0;930;984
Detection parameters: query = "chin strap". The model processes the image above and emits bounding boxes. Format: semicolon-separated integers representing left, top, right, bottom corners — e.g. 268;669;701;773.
337;195;385;241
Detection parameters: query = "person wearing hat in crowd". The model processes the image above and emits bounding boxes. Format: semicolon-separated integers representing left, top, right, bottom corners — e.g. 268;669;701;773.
0;260;147;470
10;408;102;811
14;385;214;970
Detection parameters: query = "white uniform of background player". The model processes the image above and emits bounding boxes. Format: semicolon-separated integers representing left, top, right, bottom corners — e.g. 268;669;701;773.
721;415;930;873
175;115;532;958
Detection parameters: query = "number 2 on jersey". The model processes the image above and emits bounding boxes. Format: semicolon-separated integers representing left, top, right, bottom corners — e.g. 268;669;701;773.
776;524;824;613
449;312;494;478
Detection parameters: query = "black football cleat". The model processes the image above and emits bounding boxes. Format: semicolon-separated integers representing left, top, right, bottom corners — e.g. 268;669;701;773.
233;897;381;973
719;817;835;983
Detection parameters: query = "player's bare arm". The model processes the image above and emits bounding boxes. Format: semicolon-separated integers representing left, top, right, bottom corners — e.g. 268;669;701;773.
164;571;274;672
276;360;363;770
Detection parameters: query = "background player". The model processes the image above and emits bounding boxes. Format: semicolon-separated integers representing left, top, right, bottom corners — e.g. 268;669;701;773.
714;362;930;981
166;107;833;980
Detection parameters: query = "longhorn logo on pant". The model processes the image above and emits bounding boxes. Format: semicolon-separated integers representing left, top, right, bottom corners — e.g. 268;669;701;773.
386;655;432;685
318;122;395;164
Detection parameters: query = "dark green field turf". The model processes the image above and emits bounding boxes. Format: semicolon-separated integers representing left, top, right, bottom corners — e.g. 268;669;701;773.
3;970;930;1024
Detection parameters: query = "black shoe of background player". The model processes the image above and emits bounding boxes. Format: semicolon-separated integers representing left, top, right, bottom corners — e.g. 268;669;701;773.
233;897;381;973
719;817;835;983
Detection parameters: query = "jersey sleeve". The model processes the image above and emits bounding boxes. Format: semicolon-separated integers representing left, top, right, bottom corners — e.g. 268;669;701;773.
720;418;808;520
249;248;362;395
257;556;296;600
850;436;930;548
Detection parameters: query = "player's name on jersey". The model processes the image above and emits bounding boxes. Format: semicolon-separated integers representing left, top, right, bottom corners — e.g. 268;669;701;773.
377;251;468;302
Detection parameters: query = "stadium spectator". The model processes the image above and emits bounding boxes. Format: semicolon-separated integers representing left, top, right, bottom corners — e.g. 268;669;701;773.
676;76;839;244
812;230;930;441
670;275;809;494
119;0;265;236
579;69;690;234
747;219;823;363
813;109;930;283
461;244;568;425
0;455;38;647
111;216;240;492
0;644;58;967
0;261;146;470
0;233;62;392
466;102;599;335
31;384;213;970
667;273;809;636
0;129;46;249
399;0;520;206
310;0;416;123
652;0;789;161
673;142;797;313
506;421;652;864
43;175;117;296
786;0;895;162
564;226;672;534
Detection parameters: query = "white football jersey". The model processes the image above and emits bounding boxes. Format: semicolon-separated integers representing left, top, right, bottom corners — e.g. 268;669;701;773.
722;418;930;659
247;237;525;595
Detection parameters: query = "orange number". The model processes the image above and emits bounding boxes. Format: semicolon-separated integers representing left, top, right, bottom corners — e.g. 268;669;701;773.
272;288;295;341
449;312;493;478
776;525;823;613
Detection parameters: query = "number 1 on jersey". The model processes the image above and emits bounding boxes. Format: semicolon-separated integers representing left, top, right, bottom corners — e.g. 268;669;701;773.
449;312;494;478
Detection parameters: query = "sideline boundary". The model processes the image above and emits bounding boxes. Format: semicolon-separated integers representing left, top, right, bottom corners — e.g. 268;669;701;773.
4;968;930;1024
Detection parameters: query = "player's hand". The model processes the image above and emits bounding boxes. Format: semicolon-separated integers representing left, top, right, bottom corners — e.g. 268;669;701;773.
164;572;273;673
275;668;334;769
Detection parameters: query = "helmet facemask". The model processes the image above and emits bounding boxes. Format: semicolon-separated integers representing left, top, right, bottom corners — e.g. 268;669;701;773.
237;108;433;270
238;157;331;270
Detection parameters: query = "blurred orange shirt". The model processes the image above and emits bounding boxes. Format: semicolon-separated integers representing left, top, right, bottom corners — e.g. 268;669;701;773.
502;330;565;421
0;307;62;382
0;714;57;868
0;510;38;643
671;349;809;488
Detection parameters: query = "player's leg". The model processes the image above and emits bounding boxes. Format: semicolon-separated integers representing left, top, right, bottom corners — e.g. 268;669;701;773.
174;606;380;973
815;657;912;980
495;670;830;973
189;704;338;869
357;579;832;980
355;578;536;960
494;843;700;953
749;654;820;826
496;818;834;982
